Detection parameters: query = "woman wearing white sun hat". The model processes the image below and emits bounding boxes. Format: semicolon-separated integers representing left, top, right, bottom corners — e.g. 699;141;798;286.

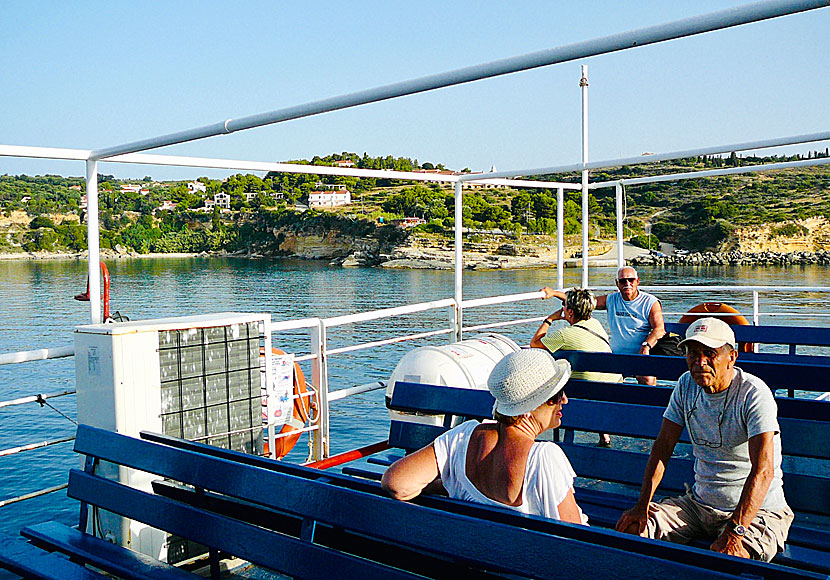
382;349;587;524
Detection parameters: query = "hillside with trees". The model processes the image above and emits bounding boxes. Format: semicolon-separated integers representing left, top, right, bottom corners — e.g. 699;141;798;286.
2;149;829;256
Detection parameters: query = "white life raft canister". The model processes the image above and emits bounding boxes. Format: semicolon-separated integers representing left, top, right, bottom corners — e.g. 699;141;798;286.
385;333;521;427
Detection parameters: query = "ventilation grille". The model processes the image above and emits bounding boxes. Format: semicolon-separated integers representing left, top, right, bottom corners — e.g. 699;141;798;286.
158;321;263;454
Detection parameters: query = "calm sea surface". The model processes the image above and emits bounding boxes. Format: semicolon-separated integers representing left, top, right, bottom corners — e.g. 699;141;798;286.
2;257;829;535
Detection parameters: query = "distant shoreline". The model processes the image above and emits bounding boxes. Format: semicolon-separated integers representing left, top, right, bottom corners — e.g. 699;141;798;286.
0;251;202;262
4;247;830;269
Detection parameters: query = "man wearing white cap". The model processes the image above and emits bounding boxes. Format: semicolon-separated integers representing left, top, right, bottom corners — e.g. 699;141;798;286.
616;317;793;561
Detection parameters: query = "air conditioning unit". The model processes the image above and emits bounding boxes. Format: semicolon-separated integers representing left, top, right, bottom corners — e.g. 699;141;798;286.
74;312;271;563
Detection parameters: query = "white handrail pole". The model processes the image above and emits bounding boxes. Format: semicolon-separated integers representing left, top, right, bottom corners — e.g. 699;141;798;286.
557;187;564;289
89;0;830;161
590;156;830;189
85;160;101;324
310;321;329;460
466;130;830;183
753;291;760;326
454;181;464;341
580;65;590;288
616;183;625;268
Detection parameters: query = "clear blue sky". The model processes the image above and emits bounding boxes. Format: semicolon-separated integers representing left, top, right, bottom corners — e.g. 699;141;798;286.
1;1;828;180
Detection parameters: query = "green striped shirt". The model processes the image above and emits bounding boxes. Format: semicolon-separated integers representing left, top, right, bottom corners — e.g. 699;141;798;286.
541;318;623;383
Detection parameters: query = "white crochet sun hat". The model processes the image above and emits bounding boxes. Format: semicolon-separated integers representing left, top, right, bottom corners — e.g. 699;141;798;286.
488;349;571;417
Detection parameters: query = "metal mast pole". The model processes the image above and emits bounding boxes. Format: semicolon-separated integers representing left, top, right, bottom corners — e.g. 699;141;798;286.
85;160;101;323
454;181;463;341
616;183;625;268
580;65;590;288
557;187;564;289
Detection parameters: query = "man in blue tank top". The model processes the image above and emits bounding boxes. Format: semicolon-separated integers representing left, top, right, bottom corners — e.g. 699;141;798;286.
542;266;665;384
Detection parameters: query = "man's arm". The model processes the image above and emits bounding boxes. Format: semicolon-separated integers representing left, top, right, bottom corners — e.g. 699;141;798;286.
540;287;567;302
640;300;667;354
616;418;683;535
709;431;776;558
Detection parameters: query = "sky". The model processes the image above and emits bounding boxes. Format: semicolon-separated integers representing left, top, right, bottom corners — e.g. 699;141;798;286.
1;1;829;181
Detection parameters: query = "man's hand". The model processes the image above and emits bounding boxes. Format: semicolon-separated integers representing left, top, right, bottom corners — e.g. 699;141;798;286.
540;286;559;300
710;529;751;559
615;504;650;536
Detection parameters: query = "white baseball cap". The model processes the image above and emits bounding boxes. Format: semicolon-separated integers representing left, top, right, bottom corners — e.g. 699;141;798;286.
678;317;737;350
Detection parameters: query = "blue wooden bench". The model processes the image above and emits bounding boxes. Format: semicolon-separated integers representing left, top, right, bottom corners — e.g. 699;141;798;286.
1;424;775;580
141;430;827;580
368;360;830;574
664;322;830;357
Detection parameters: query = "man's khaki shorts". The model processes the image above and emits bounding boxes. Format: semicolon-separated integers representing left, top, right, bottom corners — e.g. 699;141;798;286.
644;492;794;562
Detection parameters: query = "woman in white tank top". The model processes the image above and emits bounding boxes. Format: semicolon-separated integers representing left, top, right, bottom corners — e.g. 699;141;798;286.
382;349;586;524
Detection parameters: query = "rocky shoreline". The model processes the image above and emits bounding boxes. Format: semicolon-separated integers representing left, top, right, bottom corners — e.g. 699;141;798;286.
632;250;830;266
7;245;830;270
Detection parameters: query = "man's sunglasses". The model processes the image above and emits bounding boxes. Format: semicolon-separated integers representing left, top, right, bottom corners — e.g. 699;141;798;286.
617;277;637;284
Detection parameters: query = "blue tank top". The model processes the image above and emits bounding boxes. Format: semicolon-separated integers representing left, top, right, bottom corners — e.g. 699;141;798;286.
606;291;659;353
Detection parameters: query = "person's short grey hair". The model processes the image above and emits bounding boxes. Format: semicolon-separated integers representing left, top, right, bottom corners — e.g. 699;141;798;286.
616;266;638;279
565;288;596;322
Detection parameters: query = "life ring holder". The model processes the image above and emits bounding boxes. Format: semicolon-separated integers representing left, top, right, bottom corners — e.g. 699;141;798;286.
263;347;315;459
679;302;754;353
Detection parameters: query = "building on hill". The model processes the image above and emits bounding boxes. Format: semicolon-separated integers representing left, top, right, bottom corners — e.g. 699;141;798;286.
214;193;230;209
309;188;351;208
391;217;426;228
156;200;177;212
188;181;207;193
332;160;355;168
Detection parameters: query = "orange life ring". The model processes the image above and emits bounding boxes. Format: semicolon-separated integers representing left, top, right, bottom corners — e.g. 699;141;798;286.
263;347;312;459
679;303;754;353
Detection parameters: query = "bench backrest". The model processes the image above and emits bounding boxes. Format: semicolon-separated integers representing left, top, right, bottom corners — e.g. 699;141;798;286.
554;350;830;394
70;425;741;580
665;322;830;354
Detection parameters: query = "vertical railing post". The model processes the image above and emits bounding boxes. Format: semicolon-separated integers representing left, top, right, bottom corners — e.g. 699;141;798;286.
615;182;624;269
262;322;275;459
557;187;564;290
752;291;760;353
454;181;464;342
310;321;329;461
85;160;102;324
752;290;760;326
580;65;590;288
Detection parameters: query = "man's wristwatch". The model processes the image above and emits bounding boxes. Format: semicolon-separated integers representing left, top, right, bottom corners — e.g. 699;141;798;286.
641;341;651;350
727;521;747;537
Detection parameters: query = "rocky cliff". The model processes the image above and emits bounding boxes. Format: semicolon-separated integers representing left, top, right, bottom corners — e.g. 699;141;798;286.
728;217;830;253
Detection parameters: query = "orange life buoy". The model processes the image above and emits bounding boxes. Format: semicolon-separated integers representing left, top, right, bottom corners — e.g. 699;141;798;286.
679;303;754;353
263;347;312;459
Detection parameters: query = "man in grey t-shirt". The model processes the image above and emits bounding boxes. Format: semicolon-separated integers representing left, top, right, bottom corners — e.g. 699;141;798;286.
615;317;793;561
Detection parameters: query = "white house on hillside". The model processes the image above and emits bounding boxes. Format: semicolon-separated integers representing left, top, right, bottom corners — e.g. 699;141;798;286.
308;188;351;208
214;193;230;209
188;181;207;193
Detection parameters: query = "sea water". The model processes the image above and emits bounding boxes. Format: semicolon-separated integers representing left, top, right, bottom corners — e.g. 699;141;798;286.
1;257;829;535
